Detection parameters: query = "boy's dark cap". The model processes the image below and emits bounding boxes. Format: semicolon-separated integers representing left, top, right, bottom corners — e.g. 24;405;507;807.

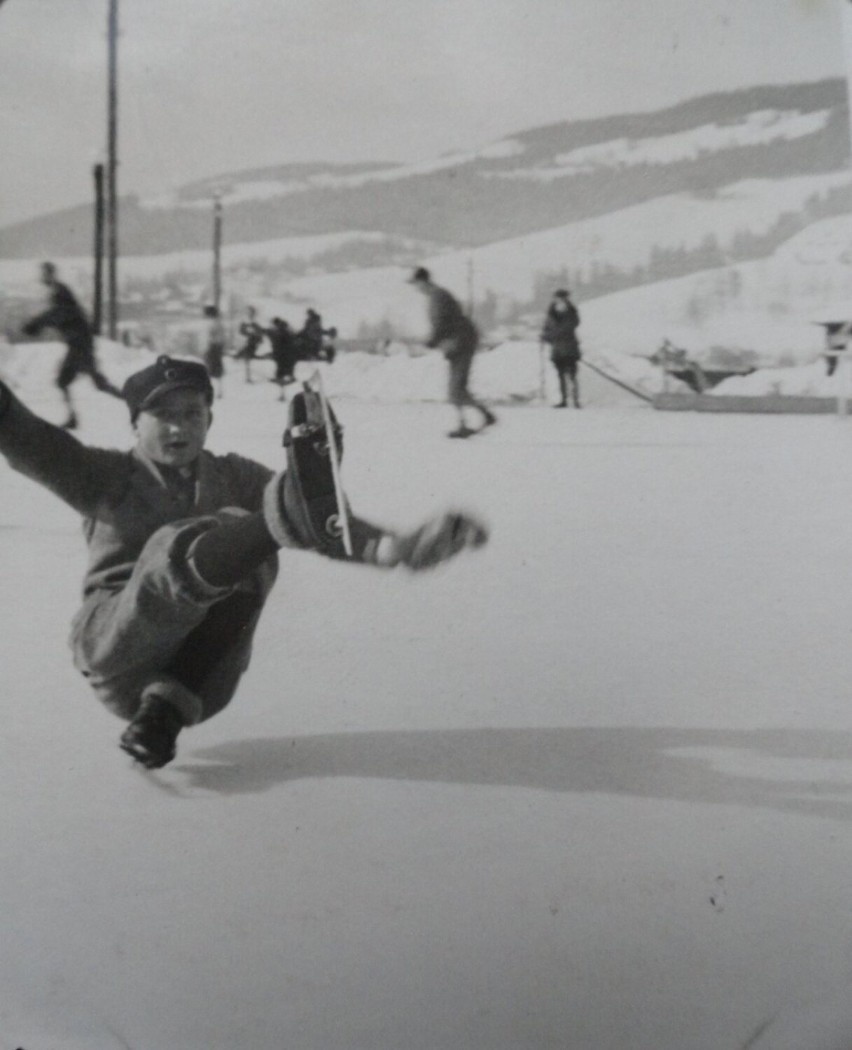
123;355;214;420
408;266;431;284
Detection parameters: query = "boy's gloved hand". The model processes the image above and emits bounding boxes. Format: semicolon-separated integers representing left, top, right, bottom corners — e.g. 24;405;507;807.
373;512;489;570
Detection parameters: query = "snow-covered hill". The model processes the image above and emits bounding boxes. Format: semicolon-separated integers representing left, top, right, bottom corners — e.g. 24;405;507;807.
1;78;846;258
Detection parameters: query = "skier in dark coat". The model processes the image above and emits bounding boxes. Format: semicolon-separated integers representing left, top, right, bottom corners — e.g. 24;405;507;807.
0;355;488;769
267;317;298;396
296;309;325;361
21;261;122;429
541;289;582;408
408;267;497;438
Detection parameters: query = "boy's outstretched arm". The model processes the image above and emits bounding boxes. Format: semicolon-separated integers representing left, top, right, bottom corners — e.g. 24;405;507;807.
264;467;488;571
0;381;119;515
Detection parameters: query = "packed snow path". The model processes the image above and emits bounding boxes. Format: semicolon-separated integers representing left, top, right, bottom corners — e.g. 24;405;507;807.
2;381;852;1049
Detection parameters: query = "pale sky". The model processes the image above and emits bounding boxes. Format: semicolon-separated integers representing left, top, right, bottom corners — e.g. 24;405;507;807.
0;0;847;226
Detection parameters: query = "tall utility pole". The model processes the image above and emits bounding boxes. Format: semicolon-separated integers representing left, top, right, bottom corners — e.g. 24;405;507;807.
844;3;852;150
92;163;105;335
106;0;119;339
212;194;223;313
838;2;852;413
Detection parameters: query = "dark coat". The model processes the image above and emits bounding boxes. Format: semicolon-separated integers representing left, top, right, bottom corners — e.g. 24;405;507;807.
237;321;265;359
424;285;478;359
23;282;92;343
541;302;581;362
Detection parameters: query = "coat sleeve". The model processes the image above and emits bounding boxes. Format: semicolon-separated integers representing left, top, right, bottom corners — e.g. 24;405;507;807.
426;290;457;348
0;382;124;516
220;452;276;512
24;286;88;336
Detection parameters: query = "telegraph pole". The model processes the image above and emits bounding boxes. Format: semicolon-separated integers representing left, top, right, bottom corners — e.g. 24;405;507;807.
212;194;223;313
106;0;119;339
837;2;852;412
92;163;105;335
844;3;852;149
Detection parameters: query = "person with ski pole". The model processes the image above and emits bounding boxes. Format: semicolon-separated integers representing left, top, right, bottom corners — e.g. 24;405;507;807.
540;288;582;408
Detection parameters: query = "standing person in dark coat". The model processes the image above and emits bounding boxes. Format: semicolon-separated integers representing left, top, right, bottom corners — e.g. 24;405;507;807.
236;306;265;384
296;308;325;361
541;288;582;408
21;261;122;430
319;326;338;364
267;317;297;397
408;266;497;438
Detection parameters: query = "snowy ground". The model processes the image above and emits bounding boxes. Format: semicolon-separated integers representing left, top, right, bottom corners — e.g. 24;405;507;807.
3;355;852;1050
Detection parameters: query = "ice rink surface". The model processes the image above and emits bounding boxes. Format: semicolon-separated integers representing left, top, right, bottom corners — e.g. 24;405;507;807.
3;373;852;1049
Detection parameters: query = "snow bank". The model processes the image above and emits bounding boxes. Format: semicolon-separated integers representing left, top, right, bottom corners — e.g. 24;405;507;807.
0;338;670;408
0;339;157;394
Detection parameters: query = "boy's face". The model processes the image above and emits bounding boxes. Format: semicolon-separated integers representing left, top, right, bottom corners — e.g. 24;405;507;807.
133;387;212;468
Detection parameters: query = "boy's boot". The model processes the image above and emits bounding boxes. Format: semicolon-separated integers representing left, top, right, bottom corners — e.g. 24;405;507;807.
120;696;185;769
448;424;476;439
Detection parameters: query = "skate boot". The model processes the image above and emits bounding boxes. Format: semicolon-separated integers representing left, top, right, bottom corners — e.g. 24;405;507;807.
281;384;349;557
447;425;476;439
61;412;79;430
119;696;185;769
481;408;498;428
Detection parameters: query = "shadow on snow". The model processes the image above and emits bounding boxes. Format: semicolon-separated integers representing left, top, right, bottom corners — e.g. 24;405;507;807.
170;725;852;820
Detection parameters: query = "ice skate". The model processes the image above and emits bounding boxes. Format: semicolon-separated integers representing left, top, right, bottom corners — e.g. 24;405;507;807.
282;376;352;558
447;425;476;439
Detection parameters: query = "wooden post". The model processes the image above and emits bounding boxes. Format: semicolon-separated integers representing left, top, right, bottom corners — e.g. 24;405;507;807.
106;0;119;340
212;194;223;313
92;163;104;336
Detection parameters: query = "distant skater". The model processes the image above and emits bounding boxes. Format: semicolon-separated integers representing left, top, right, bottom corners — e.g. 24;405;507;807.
541;288;581;408
408;266;497;438
267;317;297;398
296;308;325;362
203;305;226;398
236;306;265;384
21;261;122;429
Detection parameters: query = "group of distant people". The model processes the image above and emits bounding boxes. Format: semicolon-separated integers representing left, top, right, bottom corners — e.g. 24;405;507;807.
17;260;582;434
204;304;338;395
